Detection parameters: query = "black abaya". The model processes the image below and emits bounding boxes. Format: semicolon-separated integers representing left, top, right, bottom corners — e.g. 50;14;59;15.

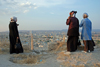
66;17;80;52
9;21;23;54
67;36;78;52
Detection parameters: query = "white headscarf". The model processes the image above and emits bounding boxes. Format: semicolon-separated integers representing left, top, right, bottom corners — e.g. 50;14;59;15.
10;16;17;22
83;13;88;18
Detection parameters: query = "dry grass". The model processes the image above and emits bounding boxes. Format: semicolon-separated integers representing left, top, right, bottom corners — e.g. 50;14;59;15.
0;48;9;54
23;45;31;53
0;42;9;54
0;50;3;54
48;43;59;51
0;42;44;64
96;44;100;48
94;63;100;67
0;42;31;54
48;42;66;52
0;42;9;48
56;42;67;51
9;54;41;64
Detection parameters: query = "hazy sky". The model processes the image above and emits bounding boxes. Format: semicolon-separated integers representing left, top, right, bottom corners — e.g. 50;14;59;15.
0;0;100;32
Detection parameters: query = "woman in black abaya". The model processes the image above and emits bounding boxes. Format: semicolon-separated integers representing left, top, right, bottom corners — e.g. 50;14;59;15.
9;16;23;54
66;11;80;52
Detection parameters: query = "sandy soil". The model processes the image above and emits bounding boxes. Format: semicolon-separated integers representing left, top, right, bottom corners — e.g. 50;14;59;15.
0;46;100;67
57;48;100;67
0;53;60;67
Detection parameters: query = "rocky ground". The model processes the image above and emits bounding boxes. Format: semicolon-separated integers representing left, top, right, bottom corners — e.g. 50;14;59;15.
57;46;100;67
0;53;60;67
0;43;100;67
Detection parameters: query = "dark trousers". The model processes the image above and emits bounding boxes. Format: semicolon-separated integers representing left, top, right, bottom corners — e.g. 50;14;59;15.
67;36;78;52
83;40;94;52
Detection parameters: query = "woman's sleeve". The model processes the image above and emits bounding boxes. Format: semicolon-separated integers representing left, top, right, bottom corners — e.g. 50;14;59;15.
66;18;71;25
79;20;83;27
14;23;19;37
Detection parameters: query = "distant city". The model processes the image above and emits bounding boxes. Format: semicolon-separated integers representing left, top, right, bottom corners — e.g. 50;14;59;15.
0;29;100;51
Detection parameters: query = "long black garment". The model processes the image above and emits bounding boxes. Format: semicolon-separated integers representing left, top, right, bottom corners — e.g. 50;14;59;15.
67;28;80;52
83;40;94;52
9;21;23;54
92;39;95;46
67;36;78;52
66;17;80;52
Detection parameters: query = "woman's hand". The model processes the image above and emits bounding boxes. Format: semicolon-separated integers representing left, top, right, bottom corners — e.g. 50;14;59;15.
17;24;19;26
68;16;70;19
17;37;19;39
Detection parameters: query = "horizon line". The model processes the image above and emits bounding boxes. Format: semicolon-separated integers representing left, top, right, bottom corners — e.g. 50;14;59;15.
1;29;100;32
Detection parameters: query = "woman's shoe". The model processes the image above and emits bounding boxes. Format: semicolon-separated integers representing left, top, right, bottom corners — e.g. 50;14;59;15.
82;51;87;53
64;51;71;55
88;50;90;53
